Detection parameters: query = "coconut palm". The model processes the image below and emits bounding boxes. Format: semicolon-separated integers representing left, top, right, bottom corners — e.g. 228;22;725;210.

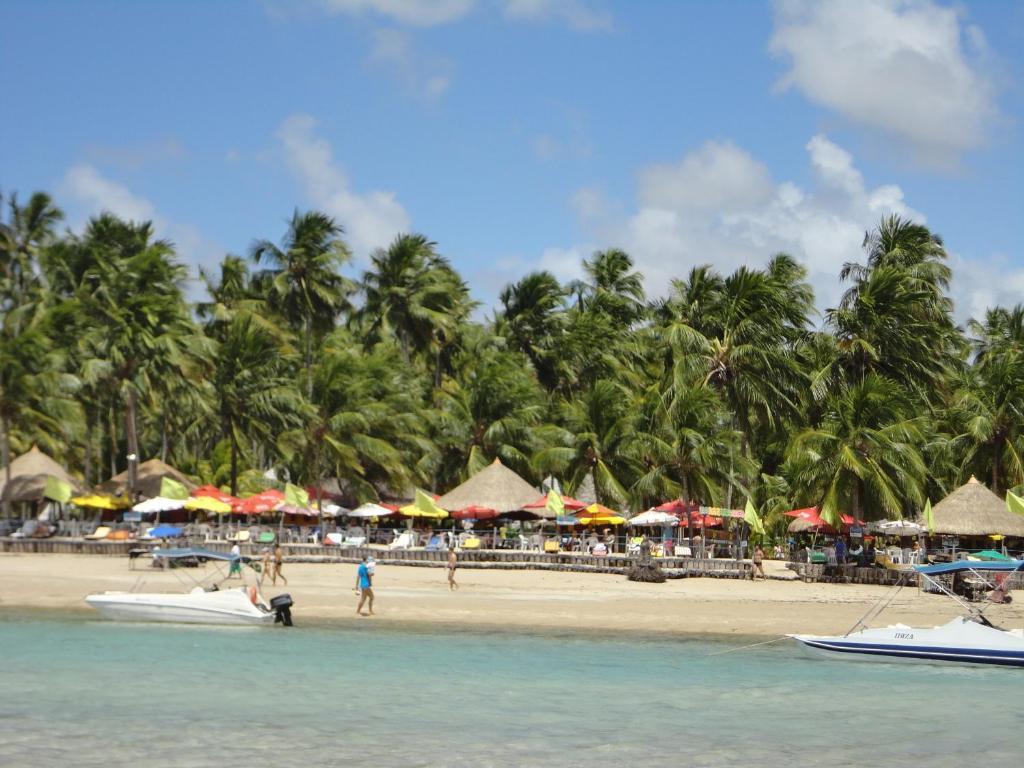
250;210;353;396
497;270;566;390
787;375;928;524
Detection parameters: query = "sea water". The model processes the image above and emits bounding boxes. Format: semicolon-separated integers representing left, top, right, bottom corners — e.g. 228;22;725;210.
0;613;1020;767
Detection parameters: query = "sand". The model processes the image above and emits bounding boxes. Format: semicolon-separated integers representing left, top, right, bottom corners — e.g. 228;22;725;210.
2;553;1021;637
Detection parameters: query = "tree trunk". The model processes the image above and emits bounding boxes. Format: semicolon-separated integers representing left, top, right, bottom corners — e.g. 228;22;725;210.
229;423;239;497
109;406;118;479
304;314;313;400
125;387;139;496
1;413;11;517
681;474;693;548
160;420;169;463
992;437;1002;495
851;478;861;523
84;409;94;487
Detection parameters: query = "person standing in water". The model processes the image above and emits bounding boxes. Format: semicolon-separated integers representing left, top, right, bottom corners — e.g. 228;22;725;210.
447;547;458;591
355;556;374;616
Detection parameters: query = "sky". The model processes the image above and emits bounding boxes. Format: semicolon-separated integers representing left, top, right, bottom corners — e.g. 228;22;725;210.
1;0;1022;320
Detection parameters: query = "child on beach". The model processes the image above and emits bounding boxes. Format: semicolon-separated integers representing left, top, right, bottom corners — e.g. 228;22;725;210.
752;546;766;580
447;547;458;591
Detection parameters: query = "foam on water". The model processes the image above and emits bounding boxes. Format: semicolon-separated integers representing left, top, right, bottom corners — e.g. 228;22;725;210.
0;612;1019;767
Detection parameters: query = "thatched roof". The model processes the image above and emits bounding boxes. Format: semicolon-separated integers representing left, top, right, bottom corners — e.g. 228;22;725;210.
97;458;196;499
929;476;1024;537
437;459;538;514
0;446;83;503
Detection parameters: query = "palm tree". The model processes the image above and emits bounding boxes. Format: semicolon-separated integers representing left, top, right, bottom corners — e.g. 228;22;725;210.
213;314;306;494
250;210;353;397
787;374;928;524
497;270;566;390
0;191;63;307
579;248;646;325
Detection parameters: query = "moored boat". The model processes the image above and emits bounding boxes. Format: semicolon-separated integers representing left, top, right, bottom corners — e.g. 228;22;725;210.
85;547;293;627
790;560;1024;667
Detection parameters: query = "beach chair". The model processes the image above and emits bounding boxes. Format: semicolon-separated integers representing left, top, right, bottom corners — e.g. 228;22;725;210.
84;525;111;541
543;539;560;553
257;530;276;545
389;531;415;549
425;534;442;551
462;537;481;550
227;530;251;543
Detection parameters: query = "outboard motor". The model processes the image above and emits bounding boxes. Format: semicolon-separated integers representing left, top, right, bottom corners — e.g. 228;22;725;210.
270;594;294;626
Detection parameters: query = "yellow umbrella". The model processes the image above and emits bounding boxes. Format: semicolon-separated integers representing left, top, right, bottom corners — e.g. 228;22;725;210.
71;494;131;510
184;496;233;514
399;503;448;520
577;503;626;525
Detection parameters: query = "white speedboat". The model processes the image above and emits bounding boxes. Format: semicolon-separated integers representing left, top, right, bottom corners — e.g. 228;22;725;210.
85;547;293;627
790;560;1024;667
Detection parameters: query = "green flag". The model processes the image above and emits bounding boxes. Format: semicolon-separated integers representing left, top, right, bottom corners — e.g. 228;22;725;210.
415;488;447;518
160;477;189;500
545;489;564;517
743;498;765;535
923;498;934;535
285;482;310;508
1007;491;1024;517
43;475;72;503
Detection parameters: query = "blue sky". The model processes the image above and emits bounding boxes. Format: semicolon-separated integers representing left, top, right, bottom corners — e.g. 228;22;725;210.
1;0;1021;318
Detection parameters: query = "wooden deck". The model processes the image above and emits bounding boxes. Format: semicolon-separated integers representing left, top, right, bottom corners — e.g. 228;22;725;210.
0;537;754;577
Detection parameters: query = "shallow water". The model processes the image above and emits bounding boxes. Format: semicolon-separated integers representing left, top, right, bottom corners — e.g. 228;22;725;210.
0;611;1019;767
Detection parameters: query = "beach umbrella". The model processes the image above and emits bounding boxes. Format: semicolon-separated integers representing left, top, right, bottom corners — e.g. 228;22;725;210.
0;446;84;503
869;519;923;536
71;494;131;510
278;504;317;518
555;515;581;526
191;485;239;505
237;489;284;515
399;489;448;520
348;503;396;518
184;496;233;514
321;503;349;518
98;457;195;499
523;493;588;512
655;499;699;516
149;524;182;538
577;503;626;525
437;458;538;515
451;505;500;521
628;510;679;526
133;496;186;514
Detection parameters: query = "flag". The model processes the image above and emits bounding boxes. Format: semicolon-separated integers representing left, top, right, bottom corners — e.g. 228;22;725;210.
43;475;72;503
160;477;189;500
415;489;447;518
923;498;934;535
743;498;765;535
1007;491;1024;517
545;489;564;517
285;482;310;509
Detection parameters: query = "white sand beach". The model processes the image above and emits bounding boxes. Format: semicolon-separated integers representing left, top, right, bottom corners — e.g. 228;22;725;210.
3;553;1021;637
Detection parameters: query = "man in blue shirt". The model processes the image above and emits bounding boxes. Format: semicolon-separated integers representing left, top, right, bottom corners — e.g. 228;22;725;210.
354;556;375;616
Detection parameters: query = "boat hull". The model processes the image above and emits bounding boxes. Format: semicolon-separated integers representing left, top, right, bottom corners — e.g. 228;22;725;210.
86;588;276;626
790;618;1024;668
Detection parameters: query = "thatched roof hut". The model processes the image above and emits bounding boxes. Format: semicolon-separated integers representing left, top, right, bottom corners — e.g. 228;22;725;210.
0;446;83;503
437;459;538;515
929;476;1024;537
98;458;196;499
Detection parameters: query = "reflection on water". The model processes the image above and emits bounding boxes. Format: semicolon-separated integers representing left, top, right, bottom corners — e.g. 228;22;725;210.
0;611;1019;767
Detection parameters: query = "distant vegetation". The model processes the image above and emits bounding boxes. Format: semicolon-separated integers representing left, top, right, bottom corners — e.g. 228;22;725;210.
2;189;1022;527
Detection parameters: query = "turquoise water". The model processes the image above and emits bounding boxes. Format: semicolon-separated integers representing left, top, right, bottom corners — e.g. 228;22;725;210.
1;613;1021;767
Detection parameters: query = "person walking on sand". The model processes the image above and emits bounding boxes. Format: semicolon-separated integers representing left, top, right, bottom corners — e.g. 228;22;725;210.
272;542;288;586
228;541;242;579
446;547;458;591
752;545;766;581
355;556;374;616
259;547;271;586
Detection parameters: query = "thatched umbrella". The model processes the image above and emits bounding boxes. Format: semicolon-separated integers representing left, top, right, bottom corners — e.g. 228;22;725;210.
929;476;1024;537
437;458;539;515
98;458;196;500
0;446;83;503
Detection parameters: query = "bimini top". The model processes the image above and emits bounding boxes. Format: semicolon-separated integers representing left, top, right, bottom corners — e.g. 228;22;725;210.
914;560;1024;576
152;547;240;561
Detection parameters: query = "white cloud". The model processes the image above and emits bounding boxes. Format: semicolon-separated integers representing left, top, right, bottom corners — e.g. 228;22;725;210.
59;165;224;290
368;28;452;100
319;0;475;26
770;0;998;164
276;114;410;257
526;134;1020;320
502;0;612;31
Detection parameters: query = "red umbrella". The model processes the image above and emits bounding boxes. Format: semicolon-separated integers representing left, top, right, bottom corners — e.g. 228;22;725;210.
523;495;588;512
655;499;701;516
784;507;864;532
237;489;285;515
451;505;500;521
191;484;240;506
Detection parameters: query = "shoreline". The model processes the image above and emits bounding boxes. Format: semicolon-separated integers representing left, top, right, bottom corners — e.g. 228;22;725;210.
3;552;1022;638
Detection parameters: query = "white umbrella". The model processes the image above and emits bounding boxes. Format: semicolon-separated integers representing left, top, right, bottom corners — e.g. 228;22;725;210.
347;502;396;518
870;519;924;535
628;510;679;526
133;496;186;514
320;503;350;518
